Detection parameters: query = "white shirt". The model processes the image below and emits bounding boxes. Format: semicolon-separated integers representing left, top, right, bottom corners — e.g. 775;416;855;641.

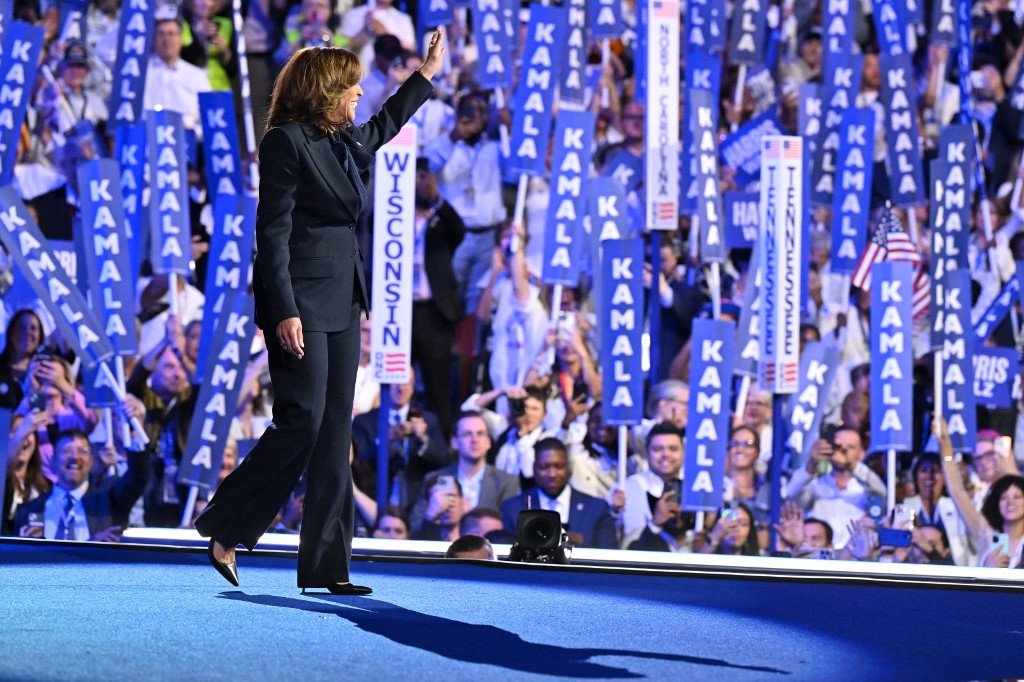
619;469;671;549
486;275;549;392
423;135;507;228
143;55;212;133
538;486;572;525
352;363;380;417
494;425;550;479
785;463;887;549
340;3;417;69
45;483;90;541
458;464;486;511
138;279;206;356
412;214;431;300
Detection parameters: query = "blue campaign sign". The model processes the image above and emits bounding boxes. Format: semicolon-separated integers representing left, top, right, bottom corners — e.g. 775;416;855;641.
879;52;924;207
784;341;840;467
542;110;594;286
0;21;43;186
812;52;864;207
472;0;513;90
81;359;118;408
681;51;722;214
58;0;89;43
821;0;855;58
734;239;762;377
588;177;632;240
557;0;587;107
0;0;13;56
683;318;735;511
685;0;727;53
870;261;914;451
871;0;905;54
419;0;455;29
940;268;977;451
77;159;138;357
929;137;972;351
602;147;643;195
904;0;924;25
728;0;766;66
719;108;784;187
198;193;256;371
509;5;565;175
589;0;623;39
830;108;875;274
107;0;155;126
115;123;147;285
199;92;243;197
974;347;1019;409
690;89;726;263
797;83;821;157
930;0;958;46
724;192;758;250
178;291;256;490
0;187;113;369
146;109;191;275
975;275;1022;342
599;238;645;425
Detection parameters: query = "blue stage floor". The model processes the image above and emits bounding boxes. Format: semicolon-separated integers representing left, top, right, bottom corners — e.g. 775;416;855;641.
2;539;1023;680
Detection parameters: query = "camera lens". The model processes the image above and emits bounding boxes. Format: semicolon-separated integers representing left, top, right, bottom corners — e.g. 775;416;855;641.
524;518;553;545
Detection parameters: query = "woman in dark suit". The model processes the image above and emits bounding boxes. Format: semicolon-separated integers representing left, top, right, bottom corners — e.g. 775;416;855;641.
196;30;446;595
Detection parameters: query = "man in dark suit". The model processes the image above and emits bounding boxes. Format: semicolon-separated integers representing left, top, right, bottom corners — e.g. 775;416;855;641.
500;437;617;549
408;410;519;531
16;430;148;541
409;159;465;433
351;368;450;511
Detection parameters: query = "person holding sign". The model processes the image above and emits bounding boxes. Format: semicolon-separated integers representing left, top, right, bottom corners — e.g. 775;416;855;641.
196;30;446;595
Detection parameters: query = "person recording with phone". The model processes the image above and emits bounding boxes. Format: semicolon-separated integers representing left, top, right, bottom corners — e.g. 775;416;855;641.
697;502;761;556
618;423;689;551
900;453;973;566
935;416;1024;568
0;309;45;410
414;472;466;542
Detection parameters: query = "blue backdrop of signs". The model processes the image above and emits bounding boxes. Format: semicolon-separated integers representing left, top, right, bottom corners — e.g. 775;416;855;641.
419;0;455;29
107;0;155;126
114;123;147;285
199;92;243;197
727;0;766;66
871;0;905;54
542;110;593;286
557;0;587;107
940;268;977;451
0;21;43;186
830;108;875;273
797;83;821;158
734;239;763;378
690;89;726;263
930;0;958;46
879;52;925;207
974;346;1019;409
812;52;864;206
589;177;632;241
683;318;735;511
724;192;758;250
589;0;624;39
681;51;722;213
599;238;645;425
147;109;191;275
784;341;840;466
685;0;726;52
472;0;513;90
870;261;914;451
974;265;1024;341
821;0;855;59
719;108;784;187
509;5;565;175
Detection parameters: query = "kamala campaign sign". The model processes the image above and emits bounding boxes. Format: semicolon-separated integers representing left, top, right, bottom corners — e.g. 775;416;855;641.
108;0;155;126
691;89;725;261
940;268;977;451
728;0;766;66
600;238;645;425
812;52;863;207
735;239;763;377
870;262;914;451
646;0;679;231
725;192;758;250
147;110;191;275
759;137;804;394
77;160;137;357
543;110;593;285
974;272;1023;342
830;108;875;274
974;347;1019;408
198;193;256;370
199;92;243;197
879;52;924;207
822;0;854;58
681;51;722;214
509;5;565;176
0;21;43;187
472;0;513;90
685;0;726;52
0;0;12;59
371;125;417;385
871;0;905;54
420;0;455;29
558;0;587;107
114;123;147;284
931;0;958;46
589;177;631;240
930;131;972;350
683;318;735;511
719;109;784;188
784;342;840;466
0;187;113;368
177;291;256;491
589;0;624;39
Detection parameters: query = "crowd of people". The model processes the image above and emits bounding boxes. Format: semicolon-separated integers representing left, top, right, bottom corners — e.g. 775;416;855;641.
4;0;1024;570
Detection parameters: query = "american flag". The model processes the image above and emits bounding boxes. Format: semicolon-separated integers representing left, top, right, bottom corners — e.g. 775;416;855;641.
383;352;406;371
764;138;802;160
651;0;677;18
851;204;922;291
655;201;677;222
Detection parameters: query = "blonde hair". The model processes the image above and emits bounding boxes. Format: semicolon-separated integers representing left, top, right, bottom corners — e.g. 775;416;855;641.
266;46;363;134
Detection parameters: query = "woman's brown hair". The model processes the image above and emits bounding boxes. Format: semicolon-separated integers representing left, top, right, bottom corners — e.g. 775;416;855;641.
266;46;363;134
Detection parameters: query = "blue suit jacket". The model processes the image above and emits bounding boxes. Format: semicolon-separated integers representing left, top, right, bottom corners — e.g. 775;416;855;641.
500;488;618;549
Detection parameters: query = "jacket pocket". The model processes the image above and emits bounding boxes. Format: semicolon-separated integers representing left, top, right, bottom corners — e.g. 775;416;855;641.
288;257;333;279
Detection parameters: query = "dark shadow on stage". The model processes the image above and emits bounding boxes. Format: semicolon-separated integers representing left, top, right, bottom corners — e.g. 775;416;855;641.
218;592;789;678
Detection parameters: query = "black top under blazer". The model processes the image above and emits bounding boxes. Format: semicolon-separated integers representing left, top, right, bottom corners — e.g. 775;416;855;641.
253;71;434;332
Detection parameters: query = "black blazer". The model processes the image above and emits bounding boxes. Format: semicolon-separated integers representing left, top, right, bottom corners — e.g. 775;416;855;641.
500;488;618;549
253;71;434;332
421;201;465;322
14;449;149;538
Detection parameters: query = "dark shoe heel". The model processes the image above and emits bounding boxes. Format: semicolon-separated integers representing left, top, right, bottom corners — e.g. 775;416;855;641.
207;539;239;587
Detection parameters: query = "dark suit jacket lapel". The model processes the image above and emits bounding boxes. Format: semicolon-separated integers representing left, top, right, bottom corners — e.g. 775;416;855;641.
301;126;353;208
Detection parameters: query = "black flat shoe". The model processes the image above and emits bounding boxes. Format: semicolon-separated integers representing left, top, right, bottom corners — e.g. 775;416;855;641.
207;539;239;587
302;583;372;596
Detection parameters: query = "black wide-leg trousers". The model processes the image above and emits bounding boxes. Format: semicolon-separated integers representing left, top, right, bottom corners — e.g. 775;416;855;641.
196;303;361;588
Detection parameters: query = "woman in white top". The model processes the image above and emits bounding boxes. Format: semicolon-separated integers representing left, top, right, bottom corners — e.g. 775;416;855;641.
936;417;1024;568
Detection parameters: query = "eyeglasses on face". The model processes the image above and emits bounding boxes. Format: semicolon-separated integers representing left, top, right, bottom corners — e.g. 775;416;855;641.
729;439;756;448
